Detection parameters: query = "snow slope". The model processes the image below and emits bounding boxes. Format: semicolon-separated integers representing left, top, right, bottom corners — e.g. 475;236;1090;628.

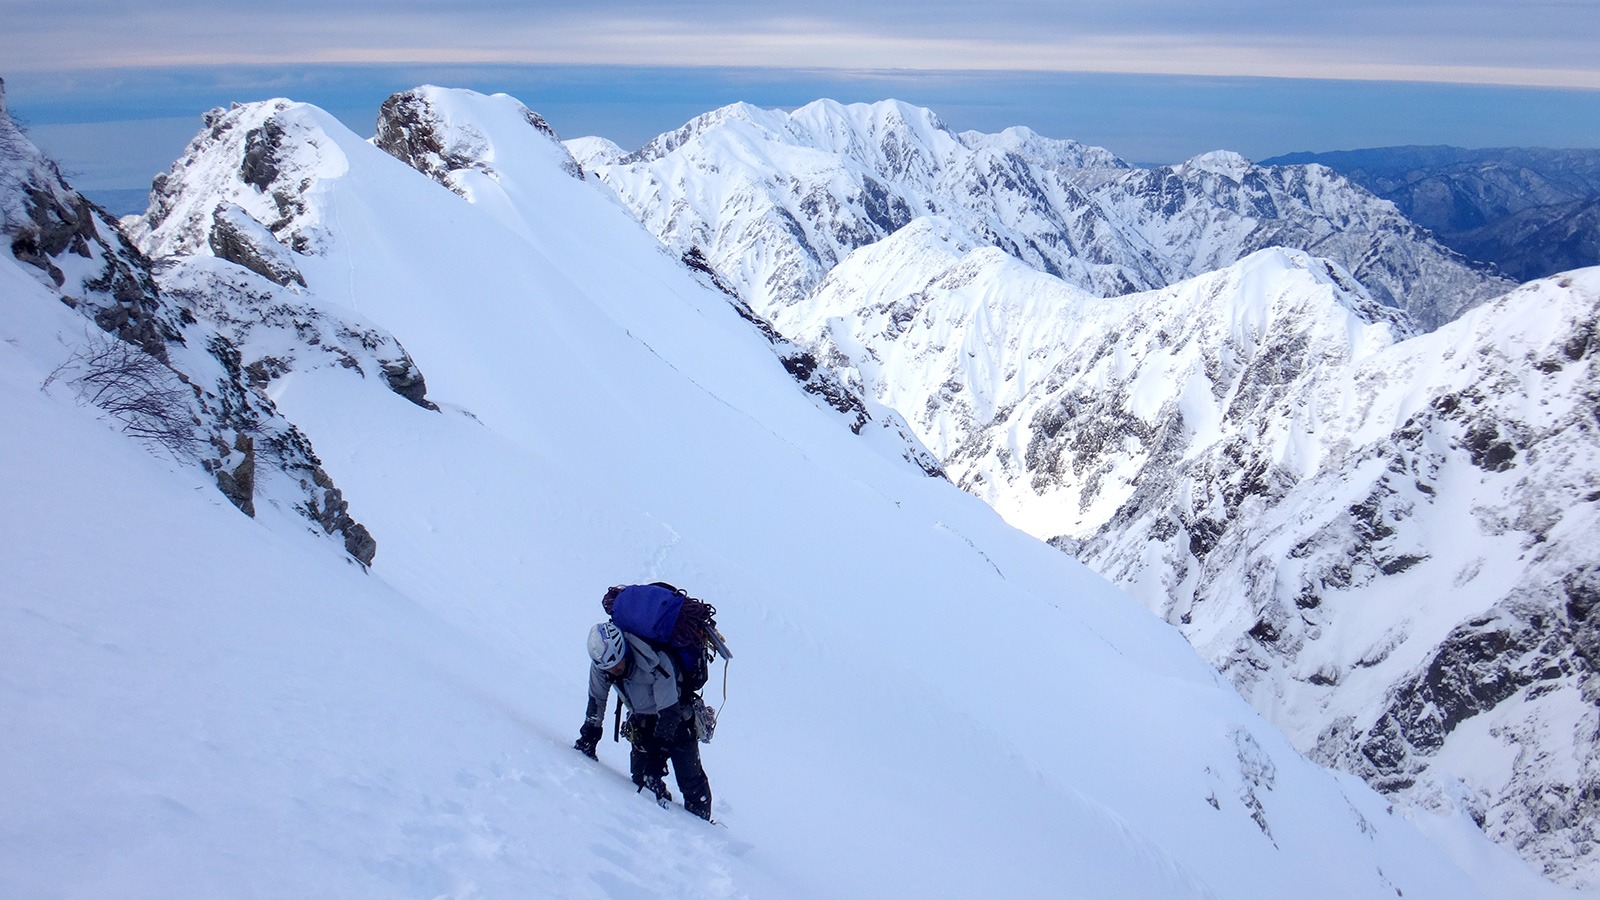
3;86;1579;898
0;297;785;899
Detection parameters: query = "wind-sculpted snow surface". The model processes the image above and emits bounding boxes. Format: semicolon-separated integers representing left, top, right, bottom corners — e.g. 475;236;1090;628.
1;86;1568;899
577;99;1510;332
799;209;1600;885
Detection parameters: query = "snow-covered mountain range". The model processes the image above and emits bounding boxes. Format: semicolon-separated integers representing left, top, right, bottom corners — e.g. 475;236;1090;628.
12;79;1575;897
772;207;1600;883
573;99;1600;886
571;99;1512;331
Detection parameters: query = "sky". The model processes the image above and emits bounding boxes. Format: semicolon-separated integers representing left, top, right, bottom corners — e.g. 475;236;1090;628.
2;0;1598;206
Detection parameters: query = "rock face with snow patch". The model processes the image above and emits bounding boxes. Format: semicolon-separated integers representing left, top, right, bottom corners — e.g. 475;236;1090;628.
578;99;1510;331
208;201;306;287
131;99;345;259
2;81;179;361
130;100;440;415
375;86;585;191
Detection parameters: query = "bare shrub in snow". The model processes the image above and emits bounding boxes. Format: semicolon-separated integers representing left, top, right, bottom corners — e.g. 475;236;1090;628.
44;332;200;457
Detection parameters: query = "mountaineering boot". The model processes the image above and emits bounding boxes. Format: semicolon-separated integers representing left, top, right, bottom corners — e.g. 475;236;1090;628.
637;774;672;809
683;787;711;821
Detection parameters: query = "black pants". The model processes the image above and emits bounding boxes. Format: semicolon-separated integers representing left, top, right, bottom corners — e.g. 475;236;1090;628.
631;703;712;819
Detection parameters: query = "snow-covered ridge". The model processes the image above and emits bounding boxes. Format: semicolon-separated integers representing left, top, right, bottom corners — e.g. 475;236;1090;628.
959;125;1129;174
1180;149;1257;180
129;99;352;260
369;85;943;476
4;83;1572;898
582;97;1511;332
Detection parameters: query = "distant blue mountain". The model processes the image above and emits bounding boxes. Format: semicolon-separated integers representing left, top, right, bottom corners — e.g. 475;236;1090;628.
1261;146;1600;281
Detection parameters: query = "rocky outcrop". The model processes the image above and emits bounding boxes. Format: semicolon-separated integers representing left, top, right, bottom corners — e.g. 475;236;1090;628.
375;91;485;193
207;202;305;287
130;99;341;260
2;86;376;566
3;81;179;362
1318;569;1600;883
214;432;257;516
161;254;438;414
375;87;584;193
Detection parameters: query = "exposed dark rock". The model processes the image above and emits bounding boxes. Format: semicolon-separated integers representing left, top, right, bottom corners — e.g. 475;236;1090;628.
859;176;913;234
240;119;286;191
374;91;475;193
208;203;305;287
1378;554;1427;576
379;356;438;411
1248;618;1281;645
681;247;739;298
375;88;584;189
9;170;176;360
1189;518;1226;559
304;464;376;566
1464;421;1517;472
215;433;257;516
1343;589;1591;782
1567;568;1600;670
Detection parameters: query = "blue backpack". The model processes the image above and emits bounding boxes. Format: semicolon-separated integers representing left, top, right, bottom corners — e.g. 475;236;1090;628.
604;583;730;695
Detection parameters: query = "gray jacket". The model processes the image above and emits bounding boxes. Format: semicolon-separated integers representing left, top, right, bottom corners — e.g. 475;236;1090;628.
588;632;680;719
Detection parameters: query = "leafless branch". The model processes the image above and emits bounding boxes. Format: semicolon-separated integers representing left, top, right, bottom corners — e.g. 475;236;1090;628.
45;332;200;457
